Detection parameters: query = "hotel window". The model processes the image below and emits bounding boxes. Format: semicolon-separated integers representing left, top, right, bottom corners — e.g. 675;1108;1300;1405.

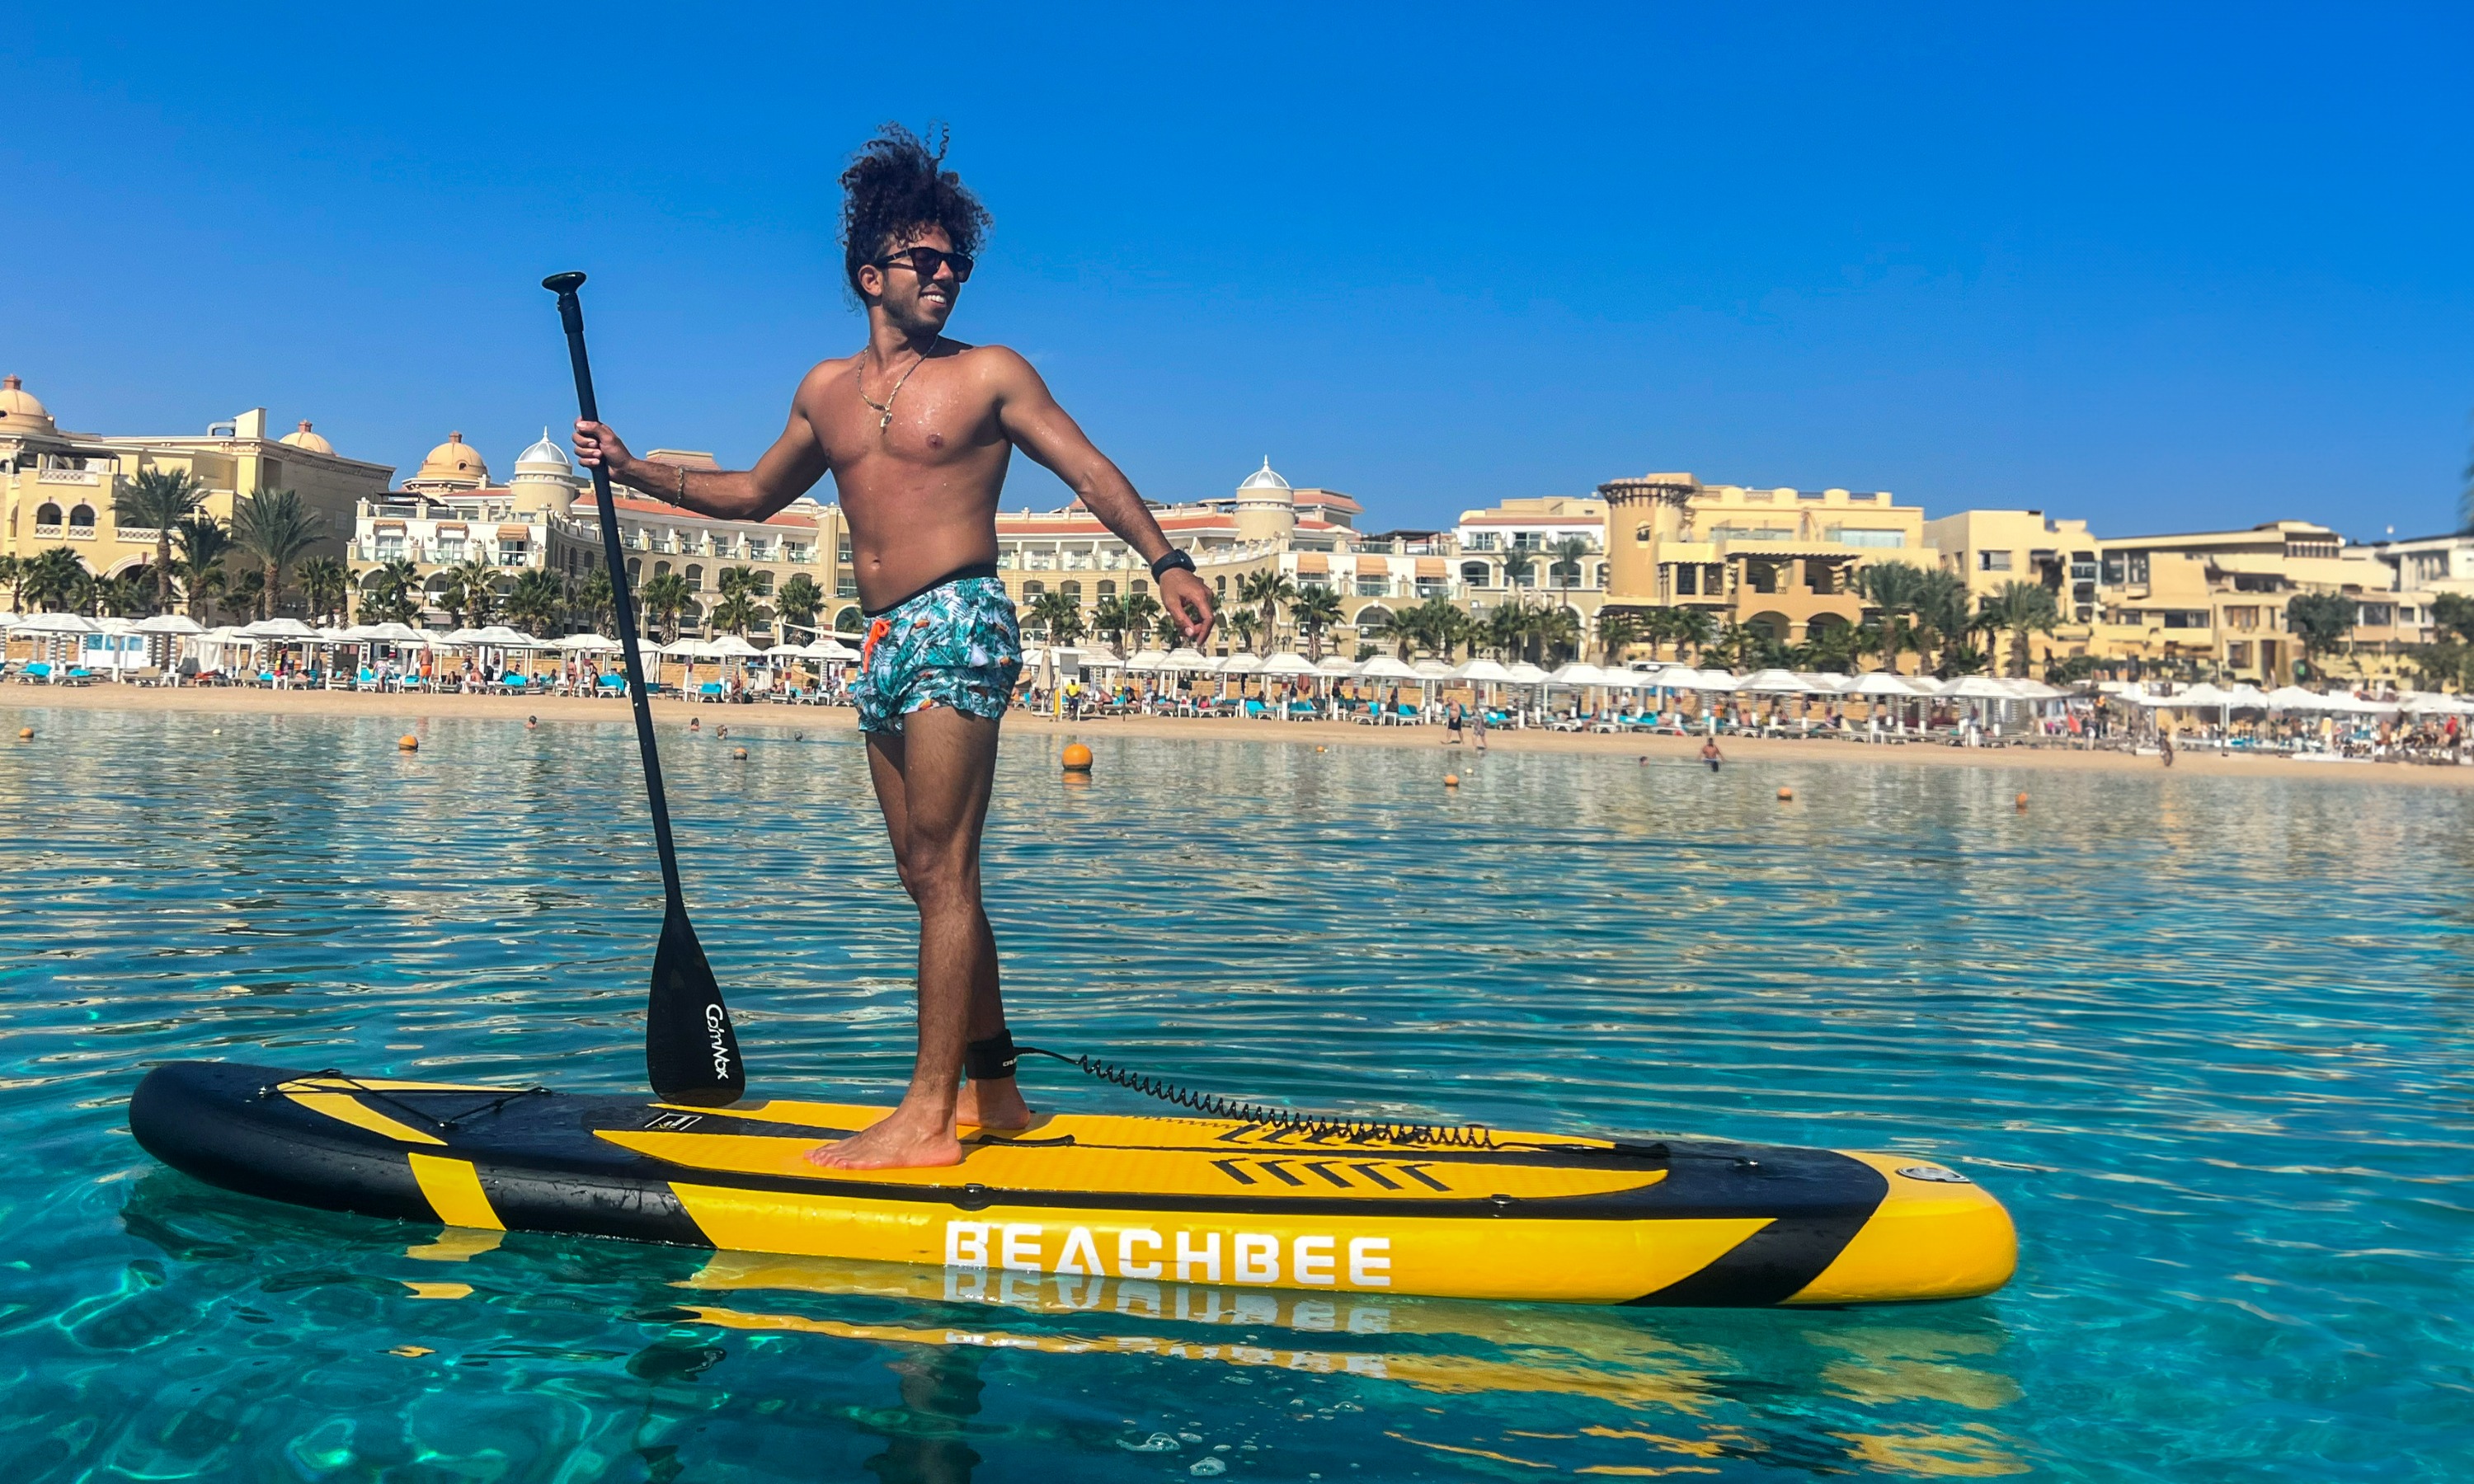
2228;641;2251;667
685;565;703;592
1357;575;1389;597
654;561;670;578
436;538;464;563
1460;561;1491;585
837;540;854;564
2161;611;2205;629
1634;524;1651;543
498;539;527;565
2225;606;2259;630
1097;580;1117;599
754;571;775;596
2100;553;2126;585
68;503;96;529
1978;550;2013;572
1674;565;1698;596
1061;580;1082;603
374;536;405;561
627;559;642;580
2358;603;2392;627
835;576;857;598
35;502;63;526
783;542;809;563
1023;581;1047;598
1131;580;1148;595
1834;528;1905;548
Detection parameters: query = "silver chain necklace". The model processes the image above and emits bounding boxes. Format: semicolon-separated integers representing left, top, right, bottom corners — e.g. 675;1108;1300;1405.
855;339;938;431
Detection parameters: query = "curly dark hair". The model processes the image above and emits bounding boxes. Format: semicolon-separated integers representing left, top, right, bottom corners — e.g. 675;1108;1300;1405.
838;123;991;303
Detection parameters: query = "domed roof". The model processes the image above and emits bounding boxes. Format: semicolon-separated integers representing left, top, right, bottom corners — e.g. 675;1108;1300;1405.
1236;457;1291;494
0;374;57;434
415;431;489;485
278;419;334;454
512;428;573;477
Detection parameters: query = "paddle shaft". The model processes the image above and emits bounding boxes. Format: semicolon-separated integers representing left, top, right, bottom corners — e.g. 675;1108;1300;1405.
548;284;685;904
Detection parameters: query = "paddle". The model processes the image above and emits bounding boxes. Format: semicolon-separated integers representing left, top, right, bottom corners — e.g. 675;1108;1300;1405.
543;271;746;1106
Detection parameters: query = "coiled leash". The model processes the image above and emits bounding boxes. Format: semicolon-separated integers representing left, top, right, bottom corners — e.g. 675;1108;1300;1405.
967;1030;1495;1149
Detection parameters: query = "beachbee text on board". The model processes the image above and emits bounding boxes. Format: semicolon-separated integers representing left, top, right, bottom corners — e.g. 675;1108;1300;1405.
945;1220;1391;1288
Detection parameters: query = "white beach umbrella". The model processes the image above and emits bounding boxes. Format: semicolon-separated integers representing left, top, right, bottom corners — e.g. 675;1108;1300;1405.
1315;655;1362;678
1808;672;1856;693
1848;671;1917;697
816;639;862;661
1358;655;1418;681
436;627;488;646
1163;646;1214;672
705;633;764;658
1900;674;1943;695
360;622;431;645
16;613;99;635
1259;652;1318;677
1681;669;1740;692
556;633;623;653
2002;678;2065;700
2326;693;2401;716
1218;651;1266;676
2218;683;2273;710
239;617;317;638
1449;657;1513;683
1412;658;1456;680
134;613;205;635
1549;662;1611;686
2265;684;2328;711
1935;675;2017;700
1739;668;1808;694
467;624;539;648
1124;649;1173;672
1503;661;1553;685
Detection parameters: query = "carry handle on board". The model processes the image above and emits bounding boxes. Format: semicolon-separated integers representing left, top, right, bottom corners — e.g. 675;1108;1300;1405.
543;270;746;1106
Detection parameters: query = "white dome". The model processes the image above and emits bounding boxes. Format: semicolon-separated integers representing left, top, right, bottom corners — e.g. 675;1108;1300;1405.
278;420;334;454
513;428;573;478
1236;457;1291;494
0;374;57;434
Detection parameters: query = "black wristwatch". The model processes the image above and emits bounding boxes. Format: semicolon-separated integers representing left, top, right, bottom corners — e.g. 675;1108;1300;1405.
1150;548;1197;580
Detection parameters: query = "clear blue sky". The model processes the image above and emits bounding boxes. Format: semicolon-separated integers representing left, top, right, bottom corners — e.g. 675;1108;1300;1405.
8;2;2472;540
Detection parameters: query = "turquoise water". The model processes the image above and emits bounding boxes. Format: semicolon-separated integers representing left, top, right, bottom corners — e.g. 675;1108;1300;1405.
2;707;2469;1482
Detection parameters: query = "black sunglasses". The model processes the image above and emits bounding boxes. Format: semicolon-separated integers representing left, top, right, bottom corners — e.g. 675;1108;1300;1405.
873;246;975;284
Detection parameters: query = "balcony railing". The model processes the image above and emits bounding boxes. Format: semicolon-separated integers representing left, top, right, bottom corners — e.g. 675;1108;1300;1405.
37;468;101;486
32;524;63;539
118;527;162;543
67;526;96;540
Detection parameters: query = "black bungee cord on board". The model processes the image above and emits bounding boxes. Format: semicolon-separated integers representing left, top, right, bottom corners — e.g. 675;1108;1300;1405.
1012;1045;1498;1149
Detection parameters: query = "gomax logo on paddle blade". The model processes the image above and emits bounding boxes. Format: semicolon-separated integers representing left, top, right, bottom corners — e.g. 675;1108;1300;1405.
647;904;744;1106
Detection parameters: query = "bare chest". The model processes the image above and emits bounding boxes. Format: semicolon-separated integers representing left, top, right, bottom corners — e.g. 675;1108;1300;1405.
811;359;1002;473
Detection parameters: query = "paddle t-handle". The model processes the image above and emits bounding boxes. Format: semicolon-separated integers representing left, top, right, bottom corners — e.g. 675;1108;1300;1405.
543;270;747;1106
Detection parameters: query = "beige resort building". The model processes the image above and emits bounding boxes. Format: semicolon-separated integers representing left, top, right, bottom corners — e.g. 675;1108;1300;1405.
347;434;844;635
1;374;388;609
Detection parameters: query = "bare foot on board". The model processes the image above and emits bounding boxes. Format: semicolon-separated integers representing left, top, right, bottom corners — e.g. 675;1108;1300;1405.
805;1105;964;1171
956;1077;1032;1132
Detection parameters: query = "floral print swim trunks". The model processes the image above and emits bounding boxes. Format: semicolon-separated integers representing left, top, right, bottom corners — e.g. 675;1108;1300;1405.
852;574;1023;735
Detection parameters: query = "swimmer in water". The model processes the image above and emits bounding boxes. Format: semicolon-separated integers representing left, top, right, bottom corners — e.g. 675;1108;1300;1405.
1700;739;1724;773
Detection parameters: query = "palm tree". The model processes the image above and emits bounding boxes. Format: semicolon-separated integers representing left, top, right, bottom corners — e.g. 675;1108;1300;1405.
774;572;822;639
1151;608;1184;649
1119;589;1163;650
1292;586;1344;661
1090;594;1134;656
297;556;350;627
1236;570;1297;654
0;554;21;613
1858;561;1930;673
504;568;569;636
2285;591;2356;680
358;557;422;627
637;571;692;642
18;547;88;612
711;566;769;636
113;468;210;613
1977;580;2059;677
223;568;266;620
93;571;152;618
1534;604;1580;664
1597;610;1644;667
229;489;323;621
1546;535;1592;598
1226;609;1261;654
1025;588;1083;644
1499;545;1536;591
1912;568;1972;675
439;558;500;627
172;516;234;622
1668;606;1717;664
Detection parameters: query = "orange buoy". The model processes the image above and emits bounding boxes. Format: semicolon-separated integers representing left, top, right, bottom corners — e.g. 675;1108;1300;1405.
1061;742;1094;773
1444;773;1460;787
16;727;31;741
2015;791;2029;810
1777;786;1794;801
733;747;749;760
1315;745;1327;753
397;735;418;752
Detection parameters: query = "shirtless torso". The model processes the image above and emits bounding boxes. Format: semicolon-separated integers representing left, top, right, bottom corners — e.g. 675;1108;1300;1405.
575;220;1215;1170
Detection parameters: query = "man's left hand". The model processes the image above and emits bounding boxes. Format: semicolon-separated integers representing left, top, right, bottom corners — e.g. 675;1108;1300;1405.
1161;569;1216;646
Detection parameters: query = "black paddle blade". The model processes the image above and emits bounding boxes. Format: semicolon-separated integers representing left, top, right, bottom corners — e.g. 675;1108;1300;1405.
647;902;745;1106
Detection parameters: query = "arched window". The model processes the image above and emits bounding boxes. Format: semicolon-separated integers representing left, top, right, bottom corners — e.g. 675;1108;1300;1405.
1097;580;1117;599
1132;580;1149;595
1549;561;1581;585
627;558;642;580
1460;561;1491;585
68;504;95;528
834;605;865;634
684;565;704;592
1061;580;1082;602
1023;580;1047;598
1354;603;1395;632
1634;524;1651;543
653;561;670;578
35;502;61;526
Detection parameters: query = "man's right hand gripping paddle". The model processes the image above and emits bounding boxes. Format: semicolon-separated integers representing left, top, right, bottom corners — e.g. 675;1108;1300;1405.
543;270;746;1106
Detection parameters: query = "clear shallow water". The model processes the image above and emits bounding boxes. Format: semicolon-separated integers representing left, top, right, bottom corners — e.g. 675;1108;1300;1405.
2;707;2469;1482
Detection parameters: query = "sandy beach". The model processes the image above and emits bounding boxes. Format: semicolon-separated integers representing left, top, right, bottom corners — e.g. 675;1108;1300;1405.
8;682;2468;787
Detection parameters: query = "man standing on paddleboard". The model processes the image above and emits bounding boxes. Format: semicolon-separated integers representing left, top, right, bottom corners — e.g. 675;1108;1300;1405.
573;125;1216;1169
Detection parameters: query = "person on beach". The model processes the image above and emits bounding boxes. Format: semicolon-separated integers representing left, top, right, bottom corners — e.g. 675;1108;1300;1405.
1700;738;1724;773
1470;702;1489;754
573;125;1215;1170
1445;700;1464;745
